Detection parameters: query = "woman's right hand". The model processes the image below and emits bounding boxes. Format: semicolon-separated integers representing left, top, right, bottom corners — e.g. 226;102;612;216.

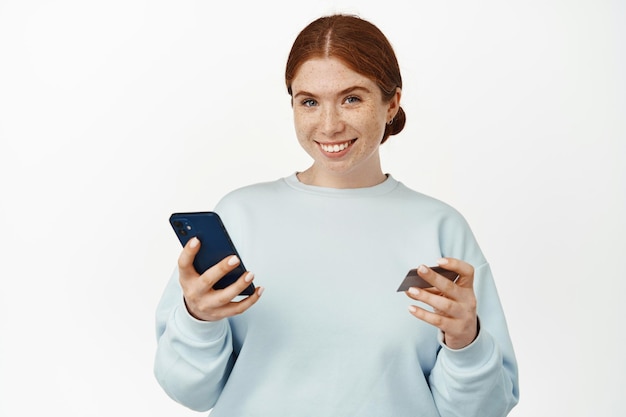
178;237;264;321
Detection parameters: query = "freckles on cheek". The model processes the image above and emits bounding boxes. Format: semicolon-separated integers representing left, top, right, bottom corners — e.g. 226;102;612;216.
293;118;311;140
294;126;308;145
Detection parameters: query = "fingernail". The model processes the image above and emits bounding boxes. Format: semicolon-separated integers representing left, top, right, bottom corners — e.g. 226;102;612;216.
257;287;264;297
418;265;428;274
408;305;417;313
244;272;254;283
408;287;420;296
189;237;199;248
437;258;448;265
227;255;239;266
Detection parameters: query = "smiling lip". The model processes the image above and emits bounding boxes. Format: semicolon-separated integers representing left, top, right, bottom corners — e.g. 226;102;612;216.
318;139;356;155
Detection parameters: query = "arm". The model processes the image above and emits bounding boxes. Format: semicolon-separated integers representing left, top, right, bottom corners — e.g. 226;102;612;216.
408;261;519;416
154;238;263;411
154;275;234;411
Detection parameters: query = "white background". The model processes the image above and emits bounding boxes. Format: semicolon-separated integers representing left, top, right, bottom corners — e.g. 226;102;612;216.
1;1;624;416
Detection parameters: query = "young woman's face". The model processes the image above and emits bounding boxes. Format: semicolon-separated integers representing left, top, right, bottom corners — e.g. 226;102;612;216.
290;57;400;188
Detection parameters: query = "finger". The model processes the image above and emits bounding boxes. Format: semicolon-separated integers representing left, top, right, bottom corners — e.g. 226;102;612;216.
178;237;202;278
421;287;444;296
197;254;244;289
409;302;478;349
437;258;474;288
210;270;257;305
196;285;264;321
408;304;450;330
212;286;265;320
415;265;458;297
406;287;459;318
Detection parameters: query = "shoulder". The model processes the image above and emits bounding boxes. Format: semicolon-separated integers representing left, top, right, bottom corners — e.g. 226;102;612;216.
390;178;464;220
216;178;287;208
391;178;484;261
212;177;293;228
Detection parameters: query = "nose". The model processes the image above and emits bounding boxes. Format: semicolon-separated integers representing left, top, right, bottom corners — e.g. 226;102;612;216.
320;105;344;136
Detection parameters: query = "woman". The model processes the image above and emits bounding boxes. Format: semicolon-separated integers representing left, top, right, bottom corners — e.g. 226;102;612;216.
155;14;519;416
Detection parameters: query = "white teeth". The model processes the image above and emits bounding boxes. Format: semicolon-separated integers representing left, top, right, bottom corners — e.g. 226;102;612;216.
321;141;352;153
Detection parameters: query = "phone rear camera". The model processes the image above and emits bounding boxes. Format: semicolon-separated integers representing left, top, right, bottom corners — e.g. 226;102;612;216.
179;229;187;236
173;221;183;228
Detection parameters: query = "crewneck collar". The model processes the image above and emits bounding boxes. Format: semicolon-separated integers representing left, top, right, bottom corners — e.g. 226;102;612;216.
283;172;399;197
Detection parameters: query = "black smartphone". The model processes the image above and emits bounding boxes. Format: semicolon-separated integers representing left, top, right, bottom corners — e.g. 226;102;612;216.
169;211;255;296
396;266;459;292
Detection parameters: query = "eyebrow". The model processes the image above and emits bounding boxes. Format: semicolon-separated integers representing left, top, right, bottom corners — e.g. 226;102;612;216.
292;85;373;99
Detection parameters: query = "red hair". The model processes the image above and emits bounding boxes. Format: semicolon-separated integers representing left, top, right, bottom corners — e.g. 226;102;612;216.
285;14;405;143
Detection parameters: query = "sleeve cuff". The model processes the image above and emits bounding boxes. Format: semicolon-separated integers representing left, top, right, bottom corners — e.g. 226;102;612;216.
173;296;229;343
437;319;496;371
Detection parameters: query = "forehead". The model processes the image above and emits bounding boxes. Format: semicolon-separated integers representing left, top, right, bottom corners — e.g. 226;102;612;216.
291;57;377;94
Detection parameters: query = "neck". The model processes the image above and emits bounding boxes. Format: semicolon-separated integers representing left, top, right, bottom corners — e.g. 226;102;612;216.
296;168;387;189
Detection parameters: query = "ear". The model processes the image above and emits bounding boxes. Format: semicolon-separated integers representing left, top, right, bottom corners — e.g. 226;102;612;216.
387;87;402;120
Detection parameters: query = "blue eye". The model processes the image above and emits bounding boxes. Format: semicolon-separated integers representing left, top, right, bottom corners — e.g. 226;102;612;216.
302;99;317;107
345;96;360;104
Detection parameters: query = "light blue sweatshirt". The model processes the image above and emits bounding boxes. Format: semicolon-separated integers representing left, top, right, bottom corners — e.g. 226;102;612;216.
154;174;519;416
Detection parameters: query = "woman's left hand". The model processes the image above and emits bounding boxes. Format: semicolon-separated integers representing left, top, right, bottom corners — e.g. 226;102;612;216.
406;258;478;349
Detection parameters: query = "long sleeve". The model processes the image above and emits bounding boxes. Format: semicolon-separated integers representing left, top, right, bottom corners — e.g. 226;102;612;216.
153;175;519;416
429;263;519;416
153;268;235;412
